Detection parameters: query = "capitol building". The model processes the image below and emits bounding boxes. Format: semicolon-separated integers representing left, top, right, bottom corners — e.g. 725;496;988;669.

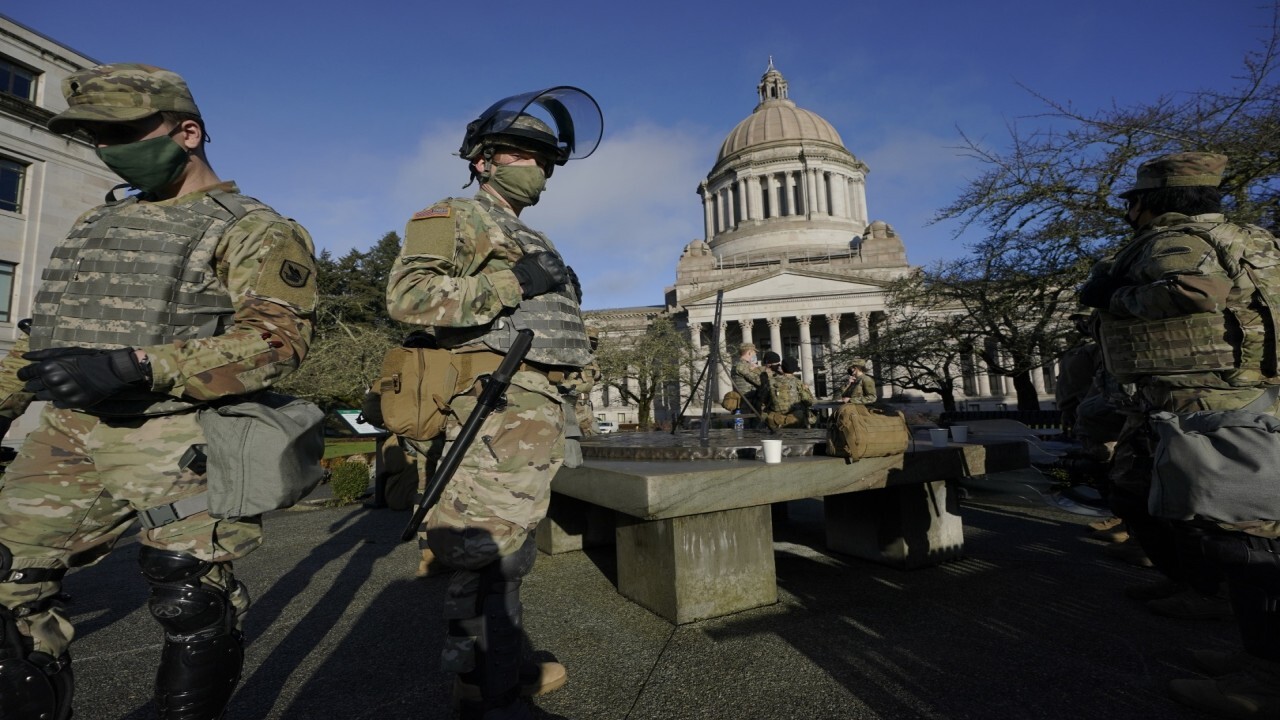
587;62;1057;427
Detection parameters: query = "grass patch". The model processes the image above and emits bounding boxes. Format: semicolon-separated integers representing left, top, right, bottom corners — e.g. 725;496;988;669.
324;439;376;460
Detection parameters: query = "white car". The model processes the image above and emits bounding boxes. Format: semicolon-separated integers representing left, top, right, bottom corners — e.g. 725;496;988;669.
595;420;618;434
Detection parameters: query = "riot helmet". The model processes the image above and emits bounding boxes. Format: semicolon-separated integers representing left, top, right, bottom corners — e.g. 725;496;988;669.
460;86;602;178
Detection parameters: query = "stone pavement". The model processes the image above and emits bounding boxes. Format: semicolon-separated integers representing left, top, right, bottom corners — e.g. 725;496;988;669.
64;490;1230;719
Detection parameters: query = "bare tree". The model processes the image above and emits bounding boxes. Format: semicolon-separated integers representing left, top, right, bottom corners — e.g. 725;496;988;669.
594;316;694;428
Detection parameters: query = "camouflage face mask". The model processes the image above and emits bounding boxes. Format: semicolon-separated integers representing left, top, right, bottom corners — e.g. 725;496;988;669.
95;132;189;196
487;163;547;207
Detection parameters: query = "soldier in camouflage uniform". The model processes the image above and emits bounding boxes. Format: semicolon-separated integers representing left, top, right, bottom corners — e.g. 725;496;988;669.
731;343;764;411
1079;152;1280;717
386;87;601;720
0;64;317;720
764;357;815;429
840;359;876;404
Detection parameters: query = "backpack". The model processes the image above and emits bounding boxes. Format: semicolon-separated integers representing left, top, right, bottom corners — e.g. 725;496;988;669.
825;403;909;461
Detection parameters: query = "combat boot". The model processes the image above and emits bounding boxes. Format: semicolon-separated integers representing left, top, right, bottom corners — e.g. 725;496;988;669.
1105;538;1154;568
417;547;448;579
1148;589;1234;620
1170;669;1280;719
1088;521;1130;544
456;660;567;702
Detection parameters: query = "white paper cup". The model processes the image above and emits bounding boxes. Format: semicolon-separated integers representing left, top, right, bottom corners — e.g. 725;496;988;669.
950;425;969;443
761;438;783;463
928;428;950;448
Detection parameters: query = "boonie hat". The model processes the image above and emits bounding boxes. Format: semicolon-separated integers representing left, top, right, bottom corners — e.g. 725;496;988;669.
48;63;201;135
1118;151;1227;199
739;343;757;354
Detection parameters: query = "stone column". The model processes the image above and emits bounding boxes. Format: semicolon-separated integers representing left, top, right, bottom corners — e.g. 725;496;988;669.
797;315;814;389
701;184;714;241
767;317;783;355
740;177;753;222
737;318;754;347
828;173;844;218
815;170;827;215
769;174;781;217
826;313;842;393
856;312;870;345
853;178;868;222
784;173;796;216
1032;364;1046;394
974;353;991;398
717;322;732;398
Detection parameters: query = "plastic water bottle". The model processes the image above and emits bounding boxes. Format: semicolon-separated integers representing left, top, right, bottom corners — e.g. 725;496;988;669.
733;411;744;437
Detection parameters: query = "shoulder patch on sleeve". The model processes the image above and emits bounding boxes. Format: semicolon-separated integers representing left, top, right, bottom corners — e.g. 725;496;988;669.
411;205;452;221
403;214;456;259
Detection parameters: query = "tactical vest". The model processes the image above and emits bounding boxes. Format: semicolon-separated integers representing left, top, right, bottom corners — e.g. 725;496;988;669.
29;189;264;414
434;198;591;368
1099;218;1280;385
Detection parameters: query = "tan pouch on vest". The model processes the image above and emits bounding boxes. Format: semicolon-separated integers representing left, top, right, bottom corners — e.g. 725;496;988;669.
376;347;506;442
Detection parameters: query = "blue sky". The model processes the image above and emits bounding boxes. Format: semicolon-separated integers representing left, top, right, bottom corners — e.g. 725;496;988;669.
7;1;1273;309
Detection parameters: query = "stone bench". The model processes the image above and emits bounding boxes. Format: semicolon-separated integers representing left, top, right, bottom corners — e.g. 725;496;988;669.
539;436;1029;624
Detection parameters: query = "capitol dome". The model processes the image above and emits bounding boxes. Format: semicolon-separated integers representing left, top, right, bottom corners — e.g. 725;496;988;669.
697;60;871;260
717;67;846;163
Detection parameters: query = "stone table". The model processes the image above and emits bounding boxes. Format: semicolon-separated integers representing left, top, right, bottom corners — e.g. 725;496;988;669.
540;429;1029;624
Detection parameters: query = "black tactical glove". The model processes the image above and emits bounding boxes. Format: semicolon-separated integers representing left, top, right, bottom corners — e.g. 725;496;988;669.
1078;272;1126;309
566;266;583;303
19;347;151;409
512;252;569;299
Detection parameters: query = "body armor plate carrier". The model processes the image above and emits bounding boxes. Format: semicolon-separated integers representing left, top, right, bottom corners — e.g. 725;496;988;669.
1101;219;1280;385
28;189;267;415
432;197;591;369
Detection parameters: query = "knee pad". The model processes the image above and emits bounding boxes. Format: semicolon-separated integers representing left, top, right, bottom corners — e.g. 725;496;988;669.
0;606;73;720
139;547;243;720
139;547;228;638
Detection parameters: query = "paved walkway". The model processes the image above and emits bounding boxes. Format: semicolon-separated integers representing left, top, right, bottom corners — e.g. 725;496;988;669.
65;491;1228;719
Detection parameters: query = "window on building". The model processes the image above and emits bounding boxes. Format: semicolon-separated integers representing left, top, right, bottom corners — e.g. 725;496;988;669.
0;58;35;102
760;184;771;219
0;262;15;323
0;157;26;213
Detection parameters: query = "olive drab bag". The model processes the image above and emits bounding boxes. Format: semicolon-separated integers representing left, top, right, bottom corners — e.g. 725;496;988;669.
825;403;909;461
197;392;326;519
1149;408;1280;523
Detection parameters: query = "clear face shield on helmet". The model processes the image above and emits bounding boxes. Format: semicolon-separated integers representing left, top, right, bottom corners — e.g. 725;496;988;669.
460;86;603;175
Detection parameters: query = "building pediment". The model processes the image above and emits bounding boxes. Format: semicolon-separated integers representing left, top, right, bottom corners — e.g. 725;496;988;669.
683;268;890;307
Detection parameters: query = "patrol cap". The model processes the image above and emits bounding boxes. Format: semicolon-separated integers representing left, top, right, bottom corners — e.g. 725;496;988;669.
781;357;800;373
1118;152;1227;199
761;351;782;366
739;343;757;354
48;63;201;136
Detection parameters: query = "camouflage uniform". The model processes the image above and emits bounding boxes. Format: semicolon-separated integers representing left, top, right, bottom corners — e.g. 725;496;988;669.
841;374;876;404
764;369;815;429
1084;155;1280;714
0;64;317;720
387;193;579;673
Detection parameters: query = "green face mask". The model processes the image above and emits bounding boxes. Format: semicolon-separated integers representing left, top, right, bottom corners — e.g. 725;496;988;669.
95;134;189;195
488;163;548;207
